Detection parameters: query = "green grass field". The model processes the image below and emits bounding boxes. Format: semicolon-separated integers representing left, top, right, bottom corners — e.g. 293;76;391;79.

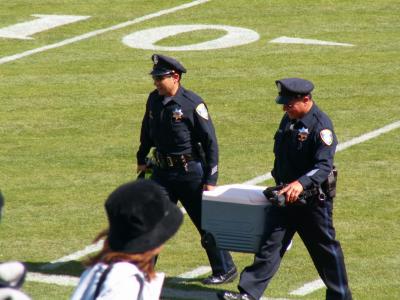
1;0;399;299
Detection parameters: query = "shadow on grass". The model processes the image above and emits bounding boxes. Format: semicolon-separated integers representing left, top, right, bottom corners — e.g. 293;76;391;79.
23;261;84;277
163;276;233;297
23;262;233;298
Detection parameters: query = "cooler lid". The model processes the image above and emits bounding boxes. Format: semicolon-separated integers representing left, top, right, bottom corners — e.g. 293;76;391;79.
203;184;268;205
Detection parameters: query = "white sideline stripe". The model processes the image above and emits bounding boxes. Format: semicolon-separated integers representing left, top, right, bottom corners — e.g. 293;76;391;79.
175;266;211;279
289;279;325;296
335;120;400;152
40;239;104;270
243;120;400;185
169;266;211;284
269;36;353;47
0;0;210;65
41;209;187;269
27;272;287;300
29;268;211;286
27;272;79;286
242;172;273;185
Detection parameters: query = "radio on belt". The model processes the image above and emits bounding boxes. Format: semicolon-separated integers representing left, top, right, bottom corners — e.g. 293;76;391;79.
201;184;271;253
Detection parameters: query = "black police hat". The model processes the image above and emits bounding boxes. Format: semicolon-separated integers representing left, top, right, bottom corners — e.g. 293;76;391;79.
150;54;187;76
105;180;183;253
275;78;314;104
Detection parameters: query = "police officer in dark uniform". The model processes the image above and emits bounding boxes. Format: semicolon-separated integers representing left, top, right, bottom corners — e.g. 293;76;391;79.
136;54;237;284
218;78;352;300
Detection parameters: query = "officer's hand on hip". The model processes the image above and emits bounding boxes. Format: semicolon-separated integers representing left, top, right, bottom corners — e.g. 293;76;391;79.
137;164;147;174
203;184;216;191
278;180;304;204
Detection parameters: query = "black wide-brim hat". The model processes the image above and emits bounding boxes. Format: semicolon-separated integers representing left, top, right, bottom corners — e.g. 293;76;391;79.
105;180;183;253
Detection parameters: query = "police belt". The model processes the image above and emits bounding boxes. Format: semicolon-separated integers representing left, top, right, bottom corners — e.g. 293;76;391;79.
154;152;196;169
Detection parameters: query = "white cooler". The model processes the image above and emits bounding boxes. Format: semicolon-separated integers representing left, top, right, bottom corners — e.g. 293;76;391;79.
202;184;271;253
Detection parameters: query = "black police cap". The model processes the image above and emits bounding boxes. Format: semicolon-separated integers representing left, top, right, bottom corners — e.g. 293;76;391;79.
275;78;314;104
150;54;187;76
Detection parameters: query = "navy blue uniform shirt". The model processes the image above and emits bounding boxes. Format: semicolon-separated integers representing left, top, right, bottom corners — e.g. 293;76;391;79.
137;86;219;185
272;102;337;189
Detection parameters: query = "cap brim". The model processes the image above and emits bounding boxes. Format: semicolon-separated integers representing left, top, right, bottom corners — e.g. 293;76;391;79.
275;95;293;105
109;201;183;253
150;69;173;76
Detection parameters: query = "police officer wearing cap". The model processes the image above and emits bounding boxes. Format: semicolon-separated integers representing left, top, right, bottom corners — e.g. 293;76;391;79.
218;78;352;300
136;54;237;284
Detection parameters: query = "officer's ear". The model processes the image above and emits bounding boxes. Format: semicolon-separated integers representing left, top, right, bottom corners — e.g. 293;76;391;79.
302;95;311;103
172;72;180;83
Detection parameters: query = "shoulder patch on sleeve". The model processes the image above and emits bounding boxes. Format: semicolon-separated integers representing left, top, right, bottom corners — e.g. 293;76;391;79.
320;129;333;146
196;103;209;120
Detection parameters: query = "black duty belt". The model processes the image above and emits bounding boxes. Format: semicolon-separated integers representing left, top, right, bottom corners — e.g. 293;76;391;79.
154;152;197;170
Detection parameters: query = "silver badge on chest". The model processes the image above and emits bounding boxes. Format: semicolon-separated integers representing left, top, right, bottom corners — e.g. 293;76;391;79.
172;108;183;121
297;127;309;142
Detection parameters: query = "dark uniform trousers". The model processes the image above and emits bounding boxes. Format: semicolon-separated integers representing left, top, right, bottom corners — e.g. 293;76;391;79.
239;197;352;300
152;160;235;275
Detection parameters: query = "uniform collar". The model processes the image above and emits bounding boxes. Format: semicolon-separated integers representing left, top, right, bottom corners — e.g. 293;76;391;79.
168;85;185;106
296;102;318;128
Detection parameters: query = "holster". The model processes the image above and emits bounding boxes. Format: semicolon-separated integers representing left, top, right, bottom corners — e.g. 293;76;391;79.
321;166;338;198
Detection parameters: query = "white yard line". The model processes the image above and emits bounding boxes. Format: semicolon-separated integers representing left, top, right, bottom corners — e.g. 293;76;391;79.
27;272;79;286
0;0;209;65
335;120;400;152
244;120;400;185
289;279;325;296
27;272;288;300
243;172;274;185
40;239;104;270
172;266;211;280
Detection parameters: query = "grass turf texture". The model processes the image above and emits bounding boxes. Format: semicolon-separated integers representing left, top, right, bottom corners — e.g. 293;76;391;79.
1;0;399;299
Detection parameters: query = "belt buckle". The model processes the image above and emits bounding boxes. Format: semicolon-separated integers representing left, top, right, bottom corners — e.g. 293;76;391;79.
166;156;174;167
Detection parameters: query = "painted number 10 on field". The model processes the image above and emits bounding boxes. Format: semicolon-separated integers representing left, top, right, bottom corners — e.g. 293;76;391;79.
0;14;260;50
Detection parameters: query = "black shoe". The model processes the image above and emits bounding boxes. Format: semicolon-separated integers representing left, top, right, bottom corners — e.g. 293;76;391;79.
217;291;255;300
202;267;238;285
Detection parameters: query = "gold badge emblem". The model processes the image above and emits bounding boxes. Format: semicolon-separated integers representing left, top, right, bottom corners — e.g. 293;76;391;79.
298;127;309;141
172;108;183;121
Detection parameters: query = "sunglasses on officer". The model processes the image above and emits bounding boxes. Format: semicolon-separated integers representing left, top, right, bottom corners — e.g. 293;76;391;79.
283;95;310;109
152;74;173;81
283;98;301;109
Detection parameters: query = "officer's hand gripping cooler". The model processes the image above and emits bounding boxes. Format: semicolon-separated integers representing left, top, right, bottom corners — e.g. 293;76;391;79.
263;167;337;208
